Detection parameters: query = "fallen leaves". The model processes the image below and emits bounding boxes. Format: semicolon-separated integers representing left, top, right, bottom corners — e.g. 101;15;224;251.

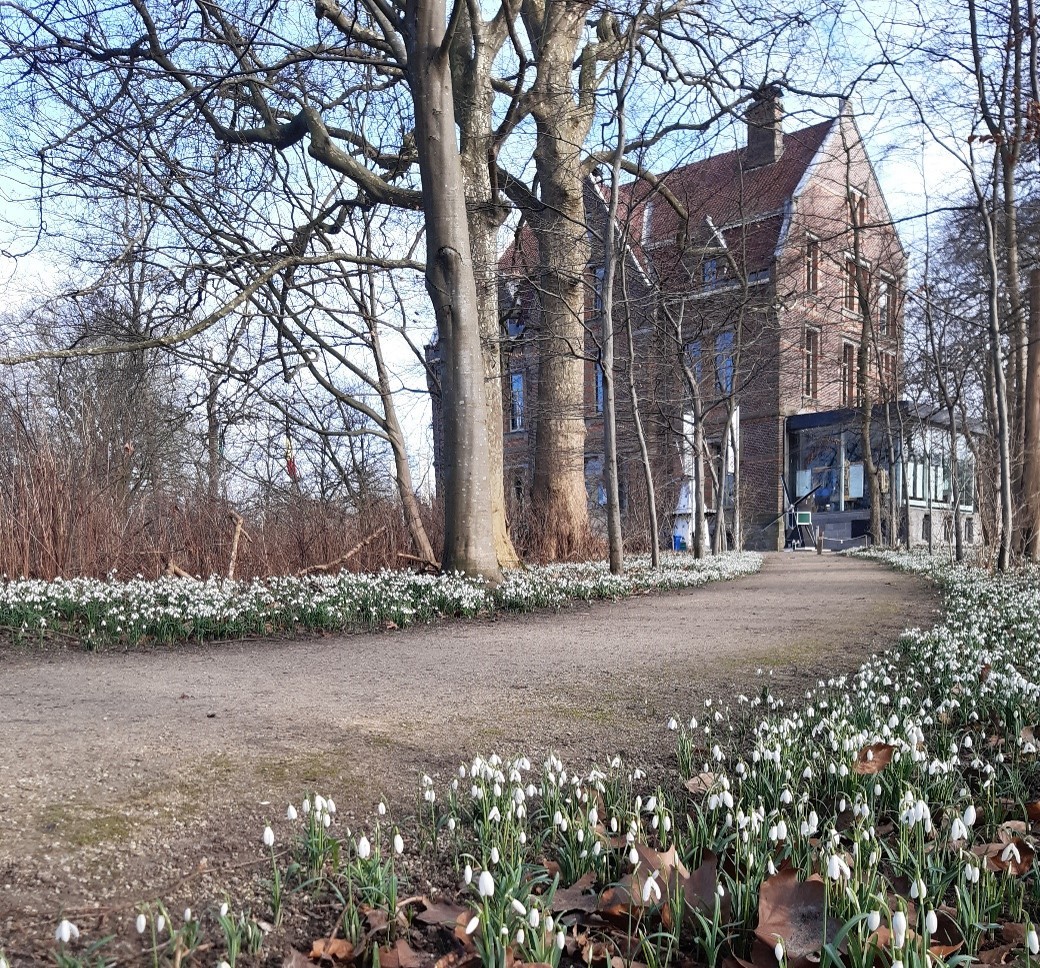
852;742;896;774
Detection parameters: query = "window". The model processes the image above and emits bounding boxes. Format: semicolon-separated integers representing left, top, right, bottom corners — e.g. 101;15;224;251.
878;277;891;335
505;316;525;339
715;331;735;394
881;350;897;397
841;341;858;407
593;265;606;313
845;260;868;313
685;339;703;383
594;363;604;413
509;372;525;431
849;191;866;229
804;327;820;398
703;258;718;288
805;236;820;293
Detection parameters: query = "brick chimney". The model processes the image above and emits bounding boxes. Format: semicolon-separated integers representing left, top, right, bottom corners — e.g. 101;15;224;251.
745;86;784;169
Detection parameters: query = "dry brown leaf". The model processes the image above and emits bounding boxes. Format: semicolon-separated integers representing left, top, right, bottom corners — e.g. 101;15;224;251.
1026;801;1040;823
981;664;992;682
310;938;355;963
415;900;468;928
755;870;841;968
378;940;425;968
853;742;896;774
978;943;1017;964
284;952;313;968
679;850;727;921
1021;725;1037;744
685;772;717;795
551;872;599;915
453;911;478;950
432;953;480;968
1000;922;1027;945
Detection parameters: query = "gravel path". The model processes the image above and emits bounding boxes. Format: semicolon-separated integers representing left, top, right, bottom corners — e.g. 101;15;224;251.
0;551;936;940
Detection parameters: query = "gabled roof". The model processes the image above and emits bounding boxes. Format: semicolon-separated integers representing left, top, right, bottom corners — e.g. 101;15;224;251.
500;115;838;291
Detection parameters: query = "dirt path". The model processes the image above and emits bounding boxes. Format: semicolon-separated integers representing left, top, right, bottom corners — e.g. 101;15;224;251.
0;552;936;940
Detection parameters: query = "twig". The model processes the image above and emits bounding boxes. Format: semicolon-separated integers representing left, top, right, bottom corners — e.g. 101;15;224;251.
165;560;193;578
397;552;440;572
296;525;389;576
226;512;252;580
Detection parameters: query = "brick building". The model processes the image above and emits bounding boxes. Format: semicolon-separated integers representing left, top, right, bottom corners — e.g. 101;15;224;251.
430;92;974;550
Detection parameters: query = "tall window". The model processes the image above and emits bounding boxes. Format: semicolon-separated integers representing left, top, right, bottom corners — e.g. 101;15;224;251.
845;260;868;313
878;277;891;335
685;339;703;383
805;236;819;293
703;258;718;288
509;372;525;431
715;331;735;394
594;364;604;413
841;341;857;407
849;191;866;229
593;265;606;313
804;327;820;398
881;350;897;396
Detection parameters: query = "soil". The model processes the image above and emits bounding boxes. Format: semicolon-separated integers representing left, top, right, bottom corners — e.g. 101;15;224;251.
0;552;938;960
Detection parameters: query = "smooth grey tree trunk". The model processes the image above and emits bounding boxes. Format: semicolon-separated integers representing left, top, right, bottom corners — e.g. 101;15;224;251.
404;0;500;581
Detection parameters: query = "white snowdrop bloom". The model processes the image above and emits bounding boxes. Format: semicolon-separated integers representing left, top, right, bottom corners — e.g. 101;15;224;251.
378;801;387;816
55;919;79;944
545;915;554;933
767;858;777;876
774;939;785;962
488;806;501;823
136;913;147;934
465;915;480;936
287;804;298;821
667;717;678;730
156;914;166;934
641;873;662;903
448;817;457;832
555;930;566;951
314;795;327;814
925;910;938;935
519;831;528;845
826;855;850;881
394;833;404;855
867;911;881;933
323;812;332;829
892;911;907;949
327;798;336;815
949;817;968;843
184;908;192;923
219;902;229;918
357;835;372;860
478;870;495;898
218;962;232;968
463;863;473;885
263;825;275;848
663;815;672;833
511;898;528;916
910;878;926;900
1001;842;1022;864
516;928;526;945
716;883;725;898
963;804;977;826
529;908;540;929
629;846;639;865
722;790;734;810
490;846;500;865
1027;926;1039;956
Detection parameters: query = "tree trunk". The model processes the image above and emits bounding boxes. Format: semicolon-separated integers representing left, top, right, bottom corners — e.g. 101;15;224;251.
625;308;659;566
451;12;521;570
368;314;437;564
521;0;595;558
207;371;221;501
1022;267;1040;558
404;0;500;582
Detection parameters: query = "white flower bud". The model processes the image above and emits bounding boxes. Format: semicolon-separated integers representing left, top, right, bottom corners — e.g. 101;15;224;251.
478;870;495;898
263;825;275;848
357;835;372;860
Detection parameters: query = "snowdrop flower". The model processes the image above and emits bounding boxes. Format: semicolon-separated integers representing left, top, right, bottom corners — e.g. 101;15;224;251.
287;804;298;821
263;825;275;848
667;717;678;730
136;913;147;934
465;915;480;936
1027;925;1039;955
867;911;881;933
629;846;639;865
511;898;527;916
892;911;907;949
218;962;232;968
826;854;850;881
463;863;473;885
963;804;977;827
219;902;229;918
156;914;166;934
774;939;785;962
909;878;927;901
490;846;500;865
529;908;540;929
55;919;79;944
394;833;404;855
641;873;662;903
1001;842;1022;864
516;928;526;945
949;817;968;843
378;801;387;816
555;931;566;951
478;869;495;898
925;910;938;935
357;835;372;860
184;908;192;923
